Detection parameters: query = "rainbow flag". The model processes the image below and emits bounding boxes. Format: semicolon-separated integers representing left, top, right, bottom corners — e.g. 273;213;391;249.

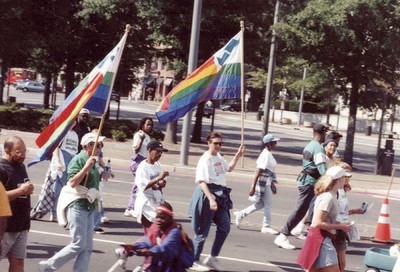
28;31;128;167
155;32;242;124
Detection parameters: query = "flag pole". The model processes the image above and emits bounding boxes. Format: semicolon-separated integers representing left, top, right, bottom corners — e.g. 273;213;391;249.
84;24;131;186
240;21;245;168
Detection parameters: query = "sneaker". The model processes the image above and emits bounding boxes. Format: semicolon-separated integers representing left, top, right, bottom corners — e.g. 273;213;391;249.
38;260;52;272
291;230;307;240
101;216;110;223
203;255;224;271
124;209;131;217
274;233;296;250
94;228;105;234
124;209;137;218
291;227;307;240
189;261;210;271
261;226;279;235
233;211;242;228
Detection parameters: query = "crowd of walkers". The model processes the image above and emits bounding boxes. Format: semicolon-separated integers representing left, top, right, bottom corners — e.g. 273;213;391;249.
0;118;367;272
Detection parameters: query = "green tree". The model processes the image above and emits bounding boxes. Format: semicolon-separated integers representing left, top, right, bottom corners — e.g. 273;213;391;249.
276;0;400;165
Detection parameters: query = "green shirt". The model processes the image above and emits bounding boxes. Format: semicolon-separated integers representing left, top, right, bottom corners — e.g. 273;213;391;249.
68;150;101;211
297;140;326;187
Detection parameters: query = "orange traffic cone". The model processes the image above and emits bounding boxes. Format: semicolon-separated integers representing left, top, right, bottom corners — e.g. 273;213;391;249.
372;197;393;244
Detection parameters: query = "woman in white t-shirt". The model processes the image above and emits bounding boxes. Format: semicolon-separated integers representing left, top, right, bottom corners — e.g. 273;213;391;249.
234;133;280;235
125;117;154;217
297;166;351;272
134;140;169;233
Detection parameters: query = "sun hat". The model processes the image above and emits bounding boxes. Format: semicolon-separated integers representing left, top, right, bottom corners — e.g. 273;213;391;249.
326;166;351;180
263;134;280;144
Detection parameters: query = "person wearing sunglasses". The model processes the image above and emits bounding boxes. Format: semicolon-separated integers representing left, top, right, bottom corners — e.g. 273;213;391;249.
39;132;104;272
188;131;244;271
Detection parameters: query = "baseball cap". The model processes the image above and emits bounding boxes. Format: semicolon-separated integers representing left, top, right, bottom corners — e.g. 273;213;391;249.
263;134;280;144
326;166;351;180
79;108;90;115
147;140;168;152
81;132;105;147
313;124;329;134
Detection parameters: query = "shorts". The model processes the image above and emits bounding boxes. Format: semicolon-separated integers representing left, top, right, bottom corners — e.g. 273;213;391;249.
313;237;338;269
336;238;348;251
0;231;28;259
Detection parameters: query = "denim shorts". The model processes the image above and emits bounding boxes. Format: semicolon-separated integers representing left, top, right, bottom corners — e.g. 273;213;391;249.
0;230;28;259
313;237;338;269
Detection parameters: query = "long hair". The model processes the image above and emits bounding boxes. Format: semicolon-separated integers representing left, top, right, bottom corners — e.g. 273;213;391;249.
314;175;336;196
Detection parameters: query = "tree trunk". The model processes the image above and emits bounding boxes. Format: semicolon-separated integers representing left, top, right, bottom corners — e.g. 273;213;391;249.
64;55;75;98
343;80;359;166
191;102;204;143
164;121;177;144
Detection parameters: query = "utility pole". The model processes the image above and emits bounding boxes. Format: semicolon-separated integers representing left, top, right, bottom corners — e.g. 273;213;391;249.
262;0;280;137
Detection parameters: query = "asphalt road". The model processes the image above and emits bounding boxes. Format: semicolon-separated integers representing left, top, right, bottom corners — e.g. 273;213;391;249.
2;86;400;271
1;159;399;272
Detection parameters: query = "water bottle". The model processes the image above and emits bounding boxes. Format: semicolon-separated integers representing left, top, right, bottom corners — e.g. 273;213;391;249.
104;159;111;181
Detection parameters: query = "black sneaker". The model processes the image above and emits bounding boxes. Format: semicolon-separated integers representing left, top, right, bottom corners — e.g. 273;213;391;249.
94;228;105;234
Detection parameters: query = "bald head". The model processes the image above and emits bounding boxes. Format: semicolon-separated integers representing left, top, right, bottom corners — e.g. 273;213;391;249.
3;136;27;163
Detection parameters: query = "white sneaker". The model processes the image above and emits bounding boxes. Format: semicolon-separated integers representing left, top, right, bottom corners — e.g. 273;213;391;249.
101;216;110;223
274;233;296;250
291;227;307;240
203;255;224;271
189;261;210;271
124;209;137;218
291;230;307;240
38;260;52;272
233;211;242;228
261;226;279;235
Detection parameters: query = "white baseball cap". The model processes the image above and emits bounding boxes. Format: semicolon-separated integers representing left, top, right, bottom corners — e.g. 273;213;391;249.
81;132;105;147
326;166;351;180
79;108;90;115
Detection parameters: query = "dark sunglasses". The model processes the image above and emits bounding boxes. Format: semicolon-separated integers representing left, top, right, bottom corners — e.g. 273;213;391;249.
212;141;223;146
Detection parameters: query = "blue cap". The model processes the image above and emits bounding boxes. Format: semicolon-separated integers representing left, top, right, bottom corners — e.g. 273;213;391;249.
263;134;280;144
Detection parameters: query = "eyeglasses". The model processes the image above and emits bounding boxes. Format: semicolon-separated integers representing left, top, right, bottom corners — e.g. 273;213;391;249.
11;149;28;156
211;142;223;146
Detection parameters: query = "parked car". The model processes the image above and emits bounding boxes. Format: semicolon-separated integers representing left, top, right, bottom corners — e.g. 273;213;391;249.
17;81;45;92
15;79;33;89
221;99;241;112
193;104;214;118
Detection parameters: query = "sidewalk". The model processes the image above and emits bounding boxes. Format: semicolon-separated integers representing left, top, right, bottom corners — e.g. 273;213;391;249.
1;128;399;199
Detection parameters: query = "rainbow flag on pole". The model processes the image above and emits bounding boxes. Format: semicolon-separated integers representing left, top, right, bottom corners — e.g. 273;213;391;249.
28;30;128;166
155;32;242;124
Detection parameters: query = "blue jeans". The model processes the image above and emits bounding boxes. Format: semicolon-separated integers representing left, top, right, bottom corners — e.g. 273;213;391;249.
237;185;273;227
192;201;231;261
93;201;104;229
46;205;94;272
